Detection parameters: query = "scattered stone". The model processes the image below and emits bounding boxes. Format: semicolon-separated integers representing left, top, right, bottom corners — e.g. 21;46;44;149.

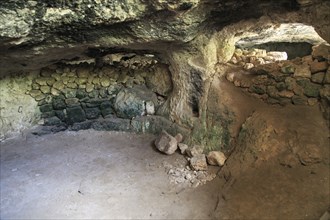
190;154;208;171
186;145;204;157
154;130;178;155
178;143;188;155
207;151;227;166
281;65;295;74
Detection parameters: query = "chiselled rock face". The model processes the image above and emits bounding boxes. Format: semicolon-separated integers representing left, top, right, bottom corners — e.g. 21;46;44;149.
0;0;329;141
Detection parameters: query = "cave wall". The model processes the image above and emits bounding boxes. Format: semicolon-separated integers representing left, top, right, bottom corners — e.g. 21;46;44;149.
0;72;40;140
0;0;329;144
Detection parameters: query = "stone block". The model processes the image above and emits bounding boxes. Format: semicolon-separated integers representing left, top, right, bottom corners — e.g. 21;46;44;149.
66;106;86;124
100;101;114;117
65;98;80;107
310;61;328;73
85;107;101;119
190;154;208;171
44;116;62;126
294;64;311;78
296;79;322;97
52;98;66;110
311;72;325;84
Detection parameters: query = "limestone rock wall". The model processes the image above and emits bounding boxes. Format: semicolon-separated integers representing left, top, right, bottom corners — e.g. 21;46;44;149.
0;73;40;140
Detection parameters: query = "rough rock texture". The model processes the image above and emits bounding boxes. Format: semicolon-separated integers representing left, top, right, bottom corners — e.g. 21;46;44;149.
190;154;208;171
154;130;178;155
0;1;329;144
207;151;227;166
0;73;40;140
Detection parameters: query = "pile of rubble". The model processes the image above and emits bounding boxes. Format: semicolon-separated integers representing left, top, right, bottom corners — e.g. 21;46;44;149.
229;48;288;70
155;131;227;187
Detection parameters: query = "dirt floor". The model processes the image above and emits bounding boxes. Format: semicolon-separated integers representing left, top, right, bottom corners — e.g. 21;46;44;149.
0;130;221;219
212;76;330;219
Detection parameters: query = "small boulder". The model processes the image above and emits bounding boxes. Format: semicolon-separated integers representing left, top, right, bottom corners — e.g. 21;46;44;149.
178;143;188;155
154;131;178;155
190;154;208;171
207;151;227;166
186;145;203;157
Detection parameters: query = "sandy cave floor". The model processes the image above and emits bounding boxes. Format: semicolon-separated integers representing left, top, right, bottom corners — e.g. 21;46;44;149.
0;130;221;219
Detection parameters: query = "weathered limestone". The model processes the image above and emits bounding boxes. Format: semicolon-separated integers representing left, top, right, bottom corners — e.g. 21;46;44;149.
154;131;178;155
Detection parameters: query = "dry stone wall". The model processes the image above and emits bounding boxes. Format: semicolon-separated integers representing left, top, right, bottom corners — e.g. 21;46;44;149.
27;55;175;132
226;44;330;120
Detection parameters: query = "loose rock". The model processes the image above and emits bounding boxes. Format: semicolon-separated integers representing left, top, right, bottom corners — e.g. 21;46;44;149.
190;154;208;171
178;143;188;155
207;151;227;166
154;131;178;155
